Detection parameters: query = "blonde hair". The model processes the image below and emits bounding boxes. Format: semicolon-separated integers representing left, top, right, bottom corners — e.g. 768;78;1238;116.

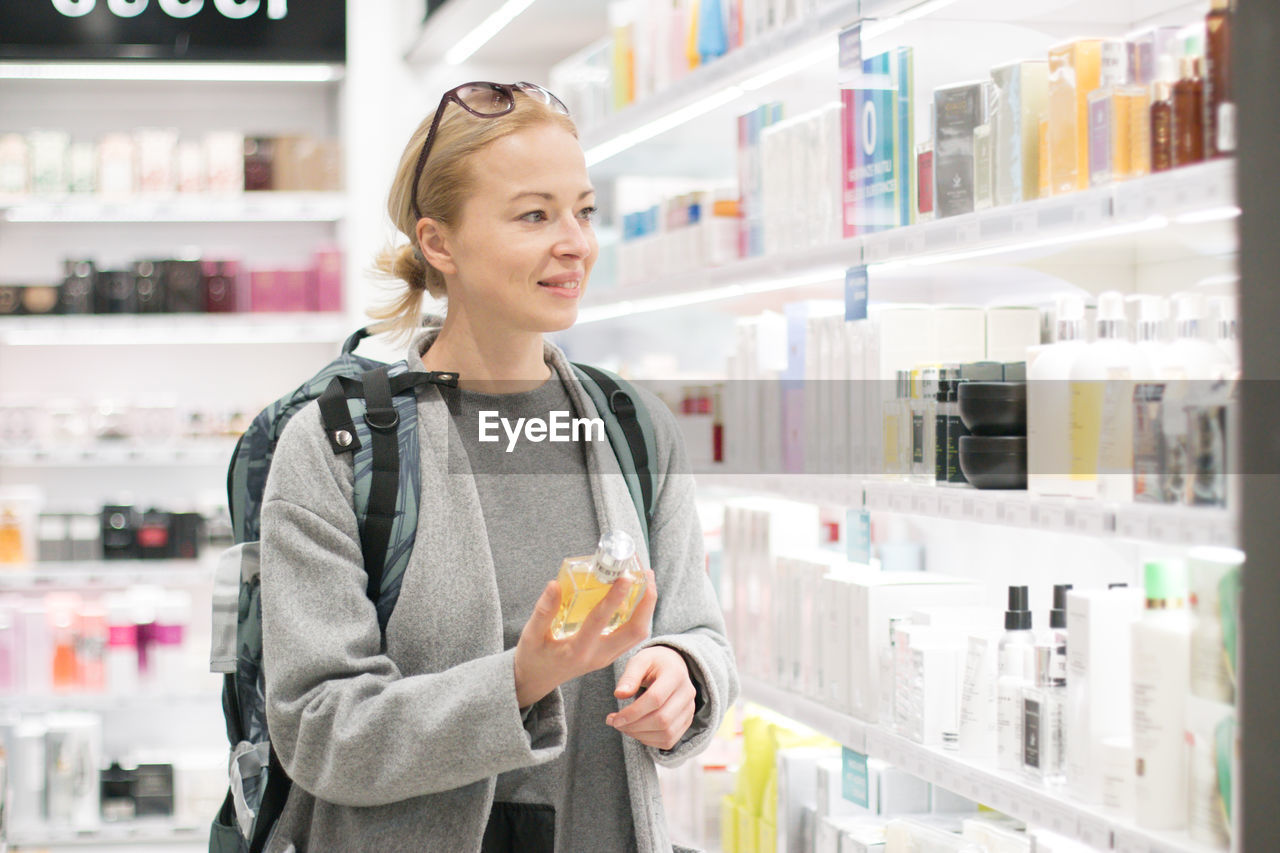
368;88;578;340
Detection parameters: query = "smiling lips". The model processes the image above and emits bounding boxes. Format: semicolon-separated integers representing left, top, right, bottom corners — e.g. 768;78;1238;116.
538;273;583;294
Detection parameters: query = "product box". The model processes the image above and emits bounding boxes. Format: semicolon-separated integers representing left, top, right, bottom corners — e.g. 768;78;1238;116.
136;127;178;194
29;130;70;195
163;260;204;313
990;60;1048;206
1065;587;1144;804
1087;86;1150;186
841;749;932;815
932;82;987;217
915;142;933;220
68;142;96;193
175;140;205;193
840;47;915;236
846;570;985;723
1128;26;1181;86
0;133;29;195
1048;39;1104;194
986;306;1042;363
777;747;841;852
312;246;344;312
97;133;136;198
250;270;278;313
204;131;245;195
972;124;993;210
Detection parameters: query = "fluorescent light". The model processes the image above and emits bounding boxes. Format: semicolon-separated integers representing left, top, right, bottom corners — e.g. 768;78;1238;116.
444;0;538;65
869;215;1171;270
575;267;844;324
585;86;744;167
861;0;962;40
0;62;340;82
1175;205;1241;224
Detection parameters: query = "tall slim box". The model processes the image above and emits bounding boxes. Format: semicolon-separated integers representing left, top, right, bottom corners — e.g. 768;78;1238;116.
932;83;987;218
1048;39;1104;194
990;60;1048;206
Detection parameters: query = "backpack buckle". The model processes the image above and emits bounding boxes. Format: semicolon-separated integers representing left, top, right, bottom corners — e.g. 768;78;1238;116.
365;407;399;432
609;389;636;418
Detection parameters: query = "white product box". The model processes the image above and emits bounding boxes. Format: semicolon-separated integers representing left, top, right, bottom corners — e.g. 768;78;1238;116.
848;571;986;723
935;306;988;365
204;131;245;194
777;747;841;853
817;816;888;853
987;306;1043;364
821;571;857;712
817;758;861;819
1066;587;1144;804
905;632;964;746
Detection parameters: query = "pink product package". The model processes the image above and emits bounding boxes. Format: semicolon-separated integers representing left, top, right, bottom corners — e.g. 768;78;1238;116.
279;268;312;312
311;246;343;312
249;270;278;313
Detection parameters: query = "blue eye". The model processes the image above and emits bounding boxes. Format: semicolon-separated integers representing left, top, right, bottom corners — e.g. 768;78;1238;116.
520;210;547;223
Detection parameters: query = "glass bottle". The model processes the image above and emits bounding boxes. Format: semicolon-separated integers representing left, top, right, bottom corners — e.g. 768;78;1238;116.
910;367;938;484
552;531;647;640
1150;57;1176;173
1205;0;1233;158
935;369;952;484
882;371;911;477
1022;643;1067;786
1173;56;1205;166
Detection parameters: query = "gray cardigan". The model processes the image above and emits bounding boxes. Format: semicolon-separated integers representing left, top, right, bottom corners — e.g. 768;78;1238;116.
258;326;738;852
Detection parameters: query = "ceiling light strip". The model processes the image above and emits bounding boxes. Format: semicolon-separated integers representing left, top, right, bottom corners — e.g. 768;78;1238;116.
444;0;539;65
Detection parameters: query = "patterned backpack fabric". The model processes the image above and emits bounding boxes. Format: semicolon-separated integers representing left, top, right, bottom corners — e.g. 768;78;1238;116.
207;328;657;853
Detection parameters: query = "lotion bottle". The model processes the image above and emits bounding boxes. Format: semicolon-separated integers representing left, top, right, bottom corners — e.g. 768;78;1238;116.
997;585;1035;771
1132;559;1192;831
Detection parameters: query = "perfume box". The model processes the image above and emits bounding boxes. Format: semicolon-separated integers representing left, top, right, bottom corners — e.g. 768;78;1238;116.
97;133;137;198
990;60;1048;206
1088;86;1151;186
68;142;96;194
138;509;174;560
29;130;70;195
932;82;987;218
1128;26;1181;86
0;133;29;195
101;505;140;560
312;247;343;312
68;513;101;561
204;132;244;194
973;124;993;210
37;514;71;562
250;270;278;312
163;260;205;313
175;141;205;194
278;268;311;312
133;260;167;313
136;128;178;194
1048;39;1104;194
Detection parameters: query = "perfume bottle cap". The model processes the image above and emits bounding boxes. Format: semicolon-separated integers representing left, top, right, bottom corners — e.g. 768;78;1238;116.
1174;291;1208;339
1135;296;1168;341
596;530;635;569
1050;584;1073;629
1055;295;1086;342
1005;585;1032;630
1096;291;1129;340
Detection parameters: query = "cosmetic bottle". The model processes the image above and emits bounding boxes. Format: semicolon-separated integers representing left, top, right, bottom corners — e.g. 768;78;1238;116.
997;586;1035;771
1132;559;1191;831
1188;546;1243;704
910;367;938;485
552;531;647;639
1173;56;1205;166
1157;292;1234;380
1023;643;1067;786
945;370;970;484
1069;291;1152;501
1028;296;1087;497
1048;584;1072;666
1204;0;1234;158
1210;295;1239;370
883;371;912;477
1149;56;1176;173
935;368;953;484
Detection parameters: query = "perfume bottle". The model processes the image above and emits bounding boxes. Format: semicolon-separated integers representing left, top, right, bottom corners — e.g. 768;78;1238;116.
1173;56;1205;166
1022;643;1067;786
551;531;647;640
882;371;912;477
1150;56;1176;173
1204;0;1233;158
910;367;938;484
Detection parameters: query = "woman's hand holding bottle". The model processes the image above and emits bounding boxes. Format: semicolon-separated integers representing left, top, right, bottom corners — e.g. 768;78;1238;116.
513;568;657;710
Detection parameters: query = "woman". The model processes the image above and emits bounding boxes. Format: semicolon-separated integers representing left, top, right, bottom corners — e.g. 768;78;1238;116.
258;81;738;852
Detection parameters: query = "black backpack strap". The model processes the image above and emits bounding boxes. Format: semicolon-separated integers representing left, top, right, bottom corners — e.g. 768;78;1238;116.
572;363;654;532
360;365;399;605
248;745;292;853
341;326;372;354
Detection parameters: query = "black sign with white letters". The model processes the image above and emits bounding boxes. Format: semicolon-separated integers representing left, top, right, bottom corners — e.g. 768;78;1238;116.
0;0;345;62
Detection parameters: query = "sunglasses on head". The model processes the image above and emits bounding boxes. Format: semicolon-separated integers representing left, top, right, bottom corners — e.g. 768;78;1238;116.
408;81;570;221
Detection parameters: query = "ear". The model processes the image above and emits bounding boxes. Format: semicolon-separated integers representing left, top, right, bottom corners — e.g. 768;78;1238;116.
415;218;457;277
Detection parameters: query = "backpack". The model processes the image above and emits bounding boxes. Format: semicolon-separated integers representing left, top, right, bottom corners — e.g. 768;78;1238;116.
207;326;659;853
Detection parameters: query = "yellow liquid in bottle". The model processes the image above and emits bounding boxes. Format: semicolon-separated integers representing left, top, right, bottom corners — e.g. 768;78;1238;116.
551;555;645;640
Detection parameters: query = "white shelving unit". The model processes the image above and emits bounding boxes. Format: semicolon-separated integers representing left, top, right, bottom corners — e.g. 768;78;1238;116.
0;559;216;589
0;192;347;224
696;473;1237;548
9;819;207;851
0;442;239;468
741;676;1224;853
0;313;352;347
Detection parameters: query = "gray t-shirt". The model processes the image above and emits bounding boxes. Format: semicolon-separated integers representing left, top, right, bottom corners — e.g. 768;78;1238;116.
445;371;638;853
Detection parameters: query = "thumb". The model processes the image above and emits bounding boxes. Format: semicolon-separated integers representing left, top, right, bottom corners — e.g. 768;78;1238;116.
527;580;560;637
614;651;652;699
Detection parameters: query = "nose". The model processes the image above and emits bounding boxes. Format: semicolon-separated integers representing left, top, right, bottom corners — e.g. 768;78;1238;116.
553;213;593;259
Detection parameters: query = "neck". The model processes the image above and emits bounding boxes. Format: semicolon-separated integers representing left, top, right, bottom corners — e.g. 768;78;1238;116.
421;311;552;393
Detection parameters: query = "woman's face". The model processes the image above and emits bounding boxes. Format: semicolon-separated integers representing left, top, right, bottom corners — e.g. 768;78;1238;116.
438;122;598;336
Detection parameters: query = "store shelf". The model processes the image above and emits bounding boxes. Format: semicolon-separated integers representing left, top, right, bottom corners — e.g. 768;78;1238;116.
581;160;1236;322
0;192;347;224
9;819;206;850
0;559;216;589
0;312;352;346
694;473;1237;547
740;675;1226;853
0;442;238;468
2;689;222;714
